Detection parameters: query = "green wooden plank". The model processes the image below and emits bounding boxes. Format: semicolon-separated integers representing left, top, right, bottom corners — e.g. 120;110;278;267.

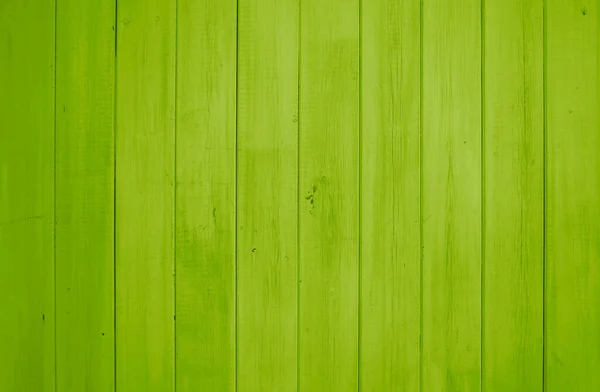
0;1;55;390
175;0;236;390
237;0;298;390
299;0;359;390
546;0;600;389
360;0;421;390
55;1;116;390
422;0;481;390
483;0;544;390
115;0;175;390
0;1;56;390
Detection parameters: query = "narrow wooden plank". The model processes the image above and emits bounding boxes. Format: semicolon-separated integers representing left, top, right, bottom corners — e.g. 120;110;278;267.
237;0;298;390
55;1;115;390
360;0;421;390
546;0;600;389
422;0;481;389
299;0;360;390
483;0;544;390
175;0;236;390
0;1;55;390
115;0;175;390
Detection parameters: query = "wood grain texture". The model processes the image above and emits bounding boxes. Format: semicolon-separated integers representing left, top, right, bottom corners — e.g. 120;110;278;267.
237;0;298;390
0;1;55;390
115;0;175;390
422;0;482;390
4;3;600;390
360;0;421;390
546;0;600;389
175;0;236;390
299;0;360;390
55;1;115;390
483;0;544;390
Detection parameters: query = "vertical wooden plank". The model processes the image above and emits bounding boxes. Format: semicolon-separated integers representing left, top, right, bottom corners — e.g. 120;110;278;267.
422;0;481;390
0;0;55;390
237;0;298;390
299;0;359;390
115;0;175;390
360;0;421;390
546;0;600;389
175;0;236;390
55;1;115;390
483;0;544;390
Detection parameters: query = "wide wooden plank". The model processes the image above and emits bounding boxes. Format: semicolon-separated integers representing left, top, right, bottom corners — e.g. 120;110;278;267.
0;1;55;390
115;0;176;390
360;0;421;390
175;0;236;390
55;1;115;391
483;0;544;390
422;0;482;390
237;0;298;390
299;0;360;390
546;0;600;390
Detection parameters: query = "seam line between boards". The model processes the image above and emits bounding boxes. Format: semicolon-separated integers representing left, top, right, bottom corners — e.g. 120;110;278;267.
53;0;58;389
173;0;178;390
296;0;303;389
419;0;424;390
234;0;240;389
357;0;363;389
480;0;486;389
296;0;302;390
113;0;118;390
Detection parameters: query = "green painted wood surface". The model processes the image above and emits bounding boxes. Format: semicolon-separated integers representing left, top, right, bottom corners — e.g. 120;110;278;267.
0;1;55;390
2;1;600;391
237;0;298;390
175;0;236;390
483;0;544;390
546;0;600;389
360;0;421;390
55;0;115;391
422;0;482;390
115;0;175;390
299;0;360;390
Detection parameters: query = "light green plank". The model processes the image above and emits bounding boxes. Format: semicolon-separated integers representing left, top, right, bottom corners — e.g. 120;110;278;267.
175;0;236;390
299;0;359;390
0;1;55;390
422;0;481;390
483;0;544;390
116;0;175;390
546;0;600;389
55;1;115;390
360;0;421;390
237;0;298;390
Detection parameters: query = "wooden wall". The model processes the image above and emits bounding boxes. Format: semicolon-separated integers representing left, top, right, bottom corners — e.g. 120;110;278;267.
1;0;598;390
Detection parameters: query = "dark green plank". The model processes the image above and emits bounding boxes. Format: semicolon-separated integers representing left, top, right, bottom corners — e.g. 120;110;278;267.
0;0;55;390
175;0;236;390
55;0;115;390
